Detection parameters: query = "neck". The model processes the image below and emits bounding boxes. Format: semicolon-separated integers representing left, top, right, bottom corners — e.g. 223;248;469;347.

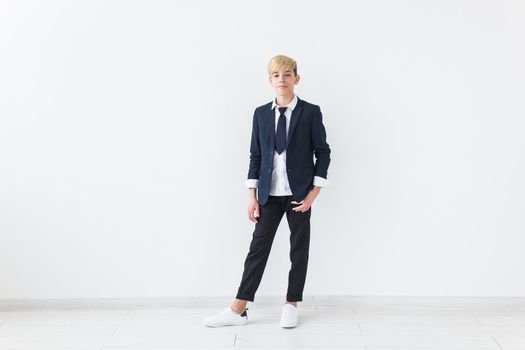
275;93;294;107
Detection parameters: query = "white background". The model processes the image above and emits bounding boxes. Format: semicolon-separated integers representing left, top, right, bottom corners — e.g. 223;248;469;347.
1;0;524;299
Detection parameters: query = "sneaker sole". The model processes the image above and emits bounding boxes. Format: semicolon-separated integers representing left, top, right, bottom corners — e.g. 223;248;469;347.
280;322;297;328
203;320;248;327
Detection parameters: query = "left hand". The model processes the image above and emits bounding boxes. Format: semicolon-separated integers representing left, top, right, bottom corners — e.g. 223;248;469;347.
291;187;321;212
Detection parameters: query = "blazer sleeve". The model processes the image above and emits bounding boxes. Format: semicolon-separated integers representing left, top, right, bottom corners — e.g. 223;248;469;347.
312;105;331;180
246;108;261;183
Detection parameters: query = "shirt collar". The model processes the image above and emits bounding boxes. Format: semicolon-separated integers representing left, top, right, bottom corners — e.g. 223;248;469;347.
271;94;298;111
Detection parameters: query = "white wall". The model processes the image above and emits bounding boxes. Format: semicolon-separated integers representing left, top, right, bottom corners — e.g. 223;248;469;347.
1;0;524;299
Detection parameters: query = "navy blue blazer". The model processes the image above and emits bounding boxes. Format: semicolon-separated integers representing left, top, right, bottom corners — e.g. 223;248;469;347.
247;96;331;206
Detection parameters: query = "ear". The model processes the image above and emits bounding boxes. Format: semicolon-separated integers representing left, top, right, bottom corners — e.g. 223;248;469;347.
295;74;301;84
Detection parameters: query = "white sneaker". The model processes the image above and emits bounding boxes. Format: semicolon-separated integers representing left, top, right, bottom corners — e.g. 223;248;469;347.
202;307;248;327
280;304;298;328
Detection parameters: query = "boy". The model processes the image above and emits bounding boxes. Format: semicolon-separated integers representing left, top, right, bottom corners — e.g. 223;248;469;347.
203;55;331;328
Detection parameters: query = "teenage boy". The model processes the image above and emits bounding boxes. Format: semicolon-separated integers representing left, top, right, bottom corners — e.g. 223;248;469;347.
203;55;331;328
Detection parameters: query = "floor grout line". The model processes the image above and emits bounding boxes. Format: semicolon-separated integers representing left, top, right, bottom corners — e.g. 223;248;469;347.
0;315;14;326
492;335;503;349
111;321;121;336
473;313;483;326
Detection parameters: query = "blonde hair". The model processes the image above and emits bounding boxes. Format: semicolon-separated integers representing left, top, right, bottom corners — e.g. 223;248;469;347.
268;55;297;76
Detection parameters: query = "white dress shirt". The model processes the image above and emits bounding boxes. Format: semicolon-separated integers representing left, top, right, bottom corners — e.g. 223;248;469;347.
245;94;329;194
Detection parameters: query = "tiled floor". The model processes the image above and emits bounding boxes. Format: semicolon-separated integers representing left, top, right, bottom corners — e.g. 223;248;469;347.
1;296;525;349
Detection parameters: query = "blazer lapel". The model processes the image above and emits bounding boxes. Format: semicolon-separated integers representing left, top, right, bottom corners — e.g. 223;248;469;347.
287;97;304;147
264;106;275;150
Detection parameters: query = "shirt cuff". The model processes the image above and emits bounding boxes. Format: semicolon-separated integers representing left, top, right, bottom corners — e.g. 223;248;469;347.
245;179;258;189
313;176;329;188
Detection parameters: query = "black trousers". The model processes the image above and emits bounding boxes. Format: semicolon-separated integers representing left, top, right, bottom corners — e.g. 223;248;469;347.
236;195;311;302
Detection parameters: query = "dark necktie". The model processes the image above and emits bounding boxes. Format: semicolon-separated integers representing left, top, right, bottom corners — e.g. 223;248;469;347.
275;107;287;154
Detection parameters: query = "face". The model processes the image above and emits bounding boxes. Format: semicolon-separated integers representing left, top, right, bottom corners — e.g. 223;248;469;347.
269;68;300;97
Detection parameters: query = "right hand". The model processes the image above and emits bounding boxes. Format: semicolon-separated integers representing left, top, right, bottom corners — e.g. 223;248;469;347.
247;198;260;223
